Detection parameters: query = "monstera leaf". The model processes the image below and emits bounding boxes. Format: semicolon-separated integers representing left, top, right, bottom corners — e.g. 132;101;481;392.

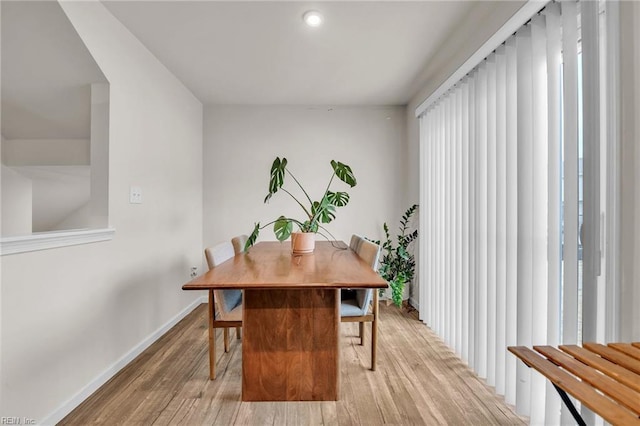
327;191;350;207
245;222;261;251
312;198;336;224
331;160;357;187
264;157;288;203
273;216;293;241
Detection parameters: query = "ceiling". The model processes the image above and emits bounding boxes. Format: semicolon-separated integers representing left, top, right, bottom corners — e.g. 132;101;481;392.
102;1;486;106
1;0;522;142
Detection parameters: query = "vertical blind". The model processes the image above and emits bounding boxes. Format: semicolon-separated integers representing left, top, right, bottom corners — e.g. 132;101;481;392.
417;2;591;423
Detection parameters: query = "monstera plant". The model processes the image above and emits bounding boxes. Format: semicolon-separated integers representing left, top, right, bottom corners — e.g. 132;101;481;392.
245;157;356;252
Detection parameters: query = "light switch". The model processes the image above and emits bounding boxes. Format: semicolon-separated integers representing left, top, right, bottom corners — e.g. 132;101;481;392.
129;186;142;204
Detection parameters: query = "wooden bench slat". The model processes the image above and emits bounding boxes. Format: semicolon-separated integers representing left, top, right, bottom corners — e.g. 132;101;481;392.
584;343;640;375
609;343;640;362
508;346;640;426
535;345;640;415
560;345;640;393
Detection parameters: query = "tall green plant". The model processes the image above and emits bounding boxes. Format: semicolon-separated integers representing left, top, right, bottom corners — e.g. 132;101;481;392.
245;157;357;250
375;204;418;308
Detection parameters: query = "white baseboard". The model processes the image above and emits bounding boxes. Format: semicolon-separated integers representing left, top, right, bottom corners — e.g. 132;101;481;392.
40;296;206;426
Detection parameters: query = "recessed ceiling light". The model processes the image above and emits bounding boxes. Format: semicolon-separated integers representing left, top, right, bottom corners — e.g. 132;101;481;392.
303;10;323;27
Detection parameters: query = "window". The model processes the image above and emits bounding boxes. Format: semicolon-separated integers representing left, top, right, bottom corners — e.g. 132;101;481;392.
415;1;616;423
1;1;112;255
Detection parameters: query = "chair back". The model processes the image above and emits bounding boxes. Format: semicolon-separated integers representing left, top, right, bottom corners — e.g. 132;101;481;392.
204;241;241;313
349;234;363;252
231;234;248;254
354;238;381;312
205;241;235;269
357;238;381;271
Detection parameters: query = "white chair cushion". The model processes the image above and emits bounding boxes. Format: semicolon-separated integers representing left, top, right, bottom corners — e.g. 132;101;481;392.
340;297;366;316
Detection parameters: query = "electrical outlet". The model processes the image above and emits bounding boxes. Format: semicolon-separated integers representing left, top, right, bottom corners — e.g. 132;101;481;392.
190;266;198;278
129;186;142;204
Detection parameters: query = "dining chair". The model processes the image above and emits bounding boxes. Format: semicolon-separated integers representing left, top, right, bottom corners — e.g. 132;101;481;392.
349;234;363;251
231;234;248;255
341;234;363;301
204;241;243;379
340;235;382;370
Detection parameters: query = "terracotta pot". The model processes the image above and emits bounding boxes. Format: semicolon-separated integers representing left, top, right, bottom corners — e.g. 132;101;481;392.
291;232;315;254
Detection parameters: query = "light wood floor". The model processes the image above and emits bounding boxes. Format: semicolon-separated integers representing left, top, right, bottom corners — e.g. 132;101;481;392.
60;303;526;425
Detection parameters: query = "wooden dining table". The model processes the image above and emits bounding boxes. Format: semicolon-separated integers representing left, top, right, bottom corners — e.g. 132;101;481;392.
182;241;388;402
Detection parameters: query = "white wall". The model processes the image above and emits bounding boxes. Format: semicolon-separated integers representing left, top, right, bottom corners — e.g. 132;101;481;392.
1;137;92;234
89;83;109;229
52;201;89;232
2;138;90;166
1;165;91;234
0;1;203;423
0;165;32;236
203;106;406;251
0;3;3;407
29;166;90;232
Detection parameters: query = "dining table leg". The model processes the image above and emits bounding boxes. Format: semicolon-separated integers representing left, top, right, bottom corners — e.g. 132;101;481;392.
242;288;339;401
208;289;216;380
372;290;379;371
